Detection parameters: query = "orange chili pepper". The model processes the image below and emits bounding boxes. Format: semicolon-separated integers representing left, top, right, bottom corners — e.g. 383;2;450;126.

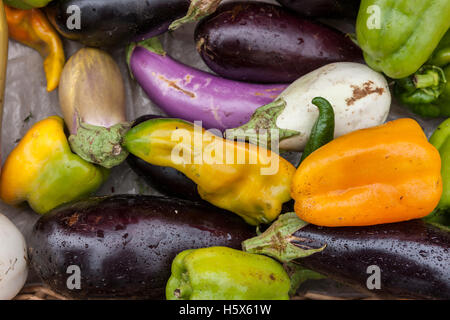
291;118;443;227
5;4;64;91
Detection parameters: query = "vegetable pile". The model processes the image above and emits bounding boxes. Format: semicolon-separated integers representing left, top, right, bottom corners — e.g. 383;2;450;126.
0;0;449;301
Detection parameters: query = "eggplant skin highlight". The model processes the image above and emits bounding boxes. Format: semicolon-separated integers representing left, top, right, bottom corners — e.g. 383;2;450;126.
29;195;255;299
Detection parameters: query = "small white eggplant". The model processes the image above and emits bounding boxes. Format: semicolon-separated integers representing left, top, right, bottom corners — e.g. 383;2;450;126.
0;214;28;300
228;62;391;151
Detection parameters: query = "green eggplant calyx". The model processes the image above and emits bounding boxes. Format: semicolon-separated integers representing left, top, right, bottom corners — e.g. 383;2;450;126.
225;99;300;148
127;37;166;78
69;120;131;169
242;212;326;263
169;0;221;31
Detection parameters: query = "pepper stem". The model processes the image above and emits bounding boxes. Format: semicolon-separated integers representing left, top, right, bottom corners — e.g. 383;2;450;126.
414;69;443;89
225;99;300;148
242;212;326;263
169;0;221;31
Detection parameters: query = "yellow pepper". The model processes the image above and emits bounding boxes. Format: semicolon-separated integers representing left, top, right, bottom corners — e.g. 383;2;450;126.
0;116;108;214
291;118;442;227
124;118;296;225
5;5;65;91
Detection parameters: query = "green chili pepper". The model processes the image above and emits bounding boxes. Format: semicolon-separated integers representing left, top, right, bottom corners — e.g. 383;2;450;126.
356;0;450;80
166;247;291;300
394;31;450;118
426;118;450;226
299;97;335;164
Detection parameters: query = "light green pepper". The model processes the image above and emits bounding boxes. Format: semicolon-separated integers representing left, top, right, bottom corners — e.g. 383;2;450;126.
166;247;291;300
356;0;450;79
427;118;450;226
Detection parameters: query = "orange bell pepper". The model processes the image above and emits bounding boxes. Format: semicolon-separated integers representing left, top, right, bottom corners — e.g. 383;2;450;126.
5;4;64;91
291;118;442;227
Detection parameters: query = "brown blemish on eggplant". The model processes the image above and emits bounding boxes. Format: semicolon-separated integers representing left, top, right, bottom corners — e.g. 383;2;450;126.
157;75;196;98
346;81;384;106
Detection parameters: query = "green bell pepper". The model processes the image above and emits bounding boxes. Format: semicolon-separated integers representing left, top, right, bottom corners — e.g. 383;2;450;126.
427;118;450;226
0;116;109;214
394;30;450;118
356;0;450;79
166;247;291;300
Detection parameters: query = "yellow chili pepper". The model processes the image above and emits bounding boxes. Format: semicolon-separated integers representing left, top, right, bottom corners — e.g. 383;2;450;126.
291;118;442;227
0;116;109;214
5;4;64;91
124;118;296;225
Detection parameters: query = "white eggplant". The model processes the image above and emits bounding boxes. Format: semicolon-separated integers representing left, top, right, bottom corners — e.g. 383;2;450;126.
228;62;391;151
0;214;28;300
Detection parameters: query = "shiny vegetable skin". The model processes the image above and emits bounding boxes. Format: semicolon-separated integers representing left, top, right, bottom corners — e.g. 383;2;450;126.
127;37;287;131
127;115;201;201
244;213;450;299
276;0;361;18
195;2;363;83
45;0;190;47
29;195;255;299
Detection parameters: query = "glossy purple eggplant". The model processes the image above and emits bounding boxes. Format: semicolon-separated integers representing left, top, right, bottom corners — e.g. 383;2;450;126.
29;195;255;299
195;2;364;83
127;37;288;131
244;214;450;299
277;0;361;18
45;0;221;47
127;115;201;201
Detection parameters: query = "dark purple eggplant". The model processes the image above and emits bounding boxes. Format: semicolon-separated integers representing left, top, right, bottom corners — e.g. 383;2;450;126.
29;195;255;299
194;2;364;83
243;213;450;299
45;0;219;47
277;0;361;18
127;115;201;201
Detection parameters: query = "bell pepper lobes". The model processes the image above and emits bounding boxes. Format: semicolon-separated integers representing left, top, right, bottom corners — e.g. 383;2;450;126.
356;0;450;79
394;30;450;118
427;118;450;226
4;0;52;10
166;247;291;300
0;116;109;214
291;118;443;227
123;118;296;226
5;4;65;91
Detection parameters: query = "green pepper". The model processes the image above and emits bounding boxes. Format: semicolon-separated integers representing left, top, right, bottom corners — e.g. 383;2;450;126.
0;116;109;214
166;247;291;300
427;118;450;226
299;97;335;164
394;30;450;118
4;0;52;10
356;0;450;79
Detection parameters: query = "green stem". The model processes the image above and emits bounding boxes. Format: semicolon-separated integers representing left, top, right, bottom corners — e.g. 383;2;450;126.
169;0;221;31
225;99;300;148
414;70;442;89
242;212;326;263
